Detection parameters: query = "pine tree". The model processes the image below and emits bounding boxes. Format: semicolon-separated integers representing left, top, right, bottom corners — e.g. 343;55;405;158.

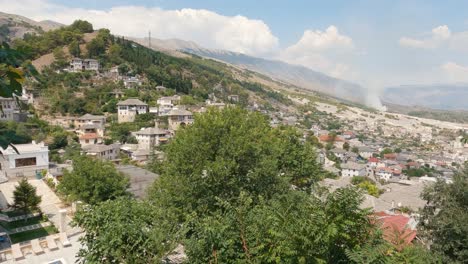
13;178;42;213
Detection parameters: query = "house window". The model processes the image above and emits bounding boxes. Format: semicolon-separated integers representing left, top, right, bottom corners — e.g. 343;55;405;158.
15;157;37;167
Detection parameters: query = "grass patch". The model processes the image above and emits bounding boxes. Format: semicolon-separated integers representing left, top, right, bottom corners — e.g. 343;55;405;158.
9;226;58;244
2;211;28;218
0;216;44;230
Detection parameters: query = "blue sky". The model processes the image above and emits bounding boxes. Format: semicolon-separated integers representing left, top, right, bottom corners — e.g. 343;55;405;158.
3;0;468;88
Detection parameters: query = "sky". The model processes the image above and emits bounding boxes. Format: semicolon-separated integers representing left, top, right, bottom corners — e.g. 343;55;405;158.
2;0;468;90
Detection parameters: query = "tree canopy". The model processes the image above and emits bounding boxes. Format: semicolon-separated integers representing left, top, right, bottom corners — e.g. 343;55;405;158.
73;198;178;264
58;155;129;204
13;178;42;213
148;107;324;219
419;164;468;263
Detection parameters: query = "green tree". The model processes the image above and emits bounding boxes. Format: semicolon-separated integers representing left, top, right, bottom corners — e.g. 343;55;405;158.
108;43;122;64
69;20;94;33
13;178;42;213
73;198;178;264
52;47;68;69
69;40;81;58
343;141;350;151
149;107;323;219
380;148;393;158
351;146;359;154
185;188;374;263
419;164;468;263
58;156;129;204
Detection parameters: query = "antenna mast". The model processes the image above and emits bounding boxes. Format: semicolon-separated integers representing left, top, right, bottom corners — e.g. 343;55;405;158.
148;31;151;49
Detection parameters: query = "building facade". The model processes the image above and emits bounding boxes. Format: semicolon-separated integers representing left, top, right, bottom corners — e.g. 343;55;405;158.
0;141;49;178
117;98;148;123
135;126;168;150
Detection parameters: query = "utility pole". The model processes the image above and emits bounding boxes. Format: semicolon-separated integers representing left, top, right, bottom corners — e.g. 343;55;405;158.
148;31;151;49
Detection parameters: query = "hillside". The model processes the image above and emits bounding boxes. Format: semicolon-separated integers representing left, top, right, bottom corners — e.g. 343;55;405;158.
131;37;370;106
0;11;63;42
383;84;468;110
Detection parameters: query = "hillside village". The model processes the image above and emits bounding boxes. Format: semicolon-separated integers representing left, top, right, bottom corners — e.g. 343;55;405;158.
0;17;467;263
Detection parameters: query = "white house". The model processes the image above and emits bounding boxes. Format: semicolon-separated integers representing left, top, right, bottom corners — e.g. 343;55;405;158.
359;147;375;159
82;144;120;161
75;114;106;129
331;148;348;162
117;98;148;123
341;162;367;177
134;125;168;150
69;58;99;72
123;76;142;88
0;96;27;121
376;168;402;181
77;123;104;146
157;95;181;115
166;108;194;130
0;141;49;178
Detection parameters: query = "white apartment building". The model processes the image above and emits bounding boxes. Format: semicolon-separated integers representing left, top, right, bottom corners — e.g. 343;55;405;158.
0;141;49;178
117;98;148;123
341;162;367;177
0;96;27;121
134;126;168;150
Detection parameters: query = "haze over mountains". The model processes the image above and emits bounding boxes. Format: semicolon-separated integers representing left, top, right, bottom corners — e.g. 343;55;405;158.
2;11;467;111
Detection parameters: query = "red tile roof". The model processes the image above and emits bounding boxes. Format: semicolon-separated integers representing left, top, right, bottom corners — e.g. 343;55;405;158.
79;133;100;140
368;157;380;163
318;134;344;142
376;213;417;250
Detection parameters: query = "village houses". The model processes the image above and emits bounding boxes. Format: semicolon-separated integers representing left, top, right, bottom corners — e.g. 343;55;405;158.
341;162;367;177
166;108;194;130
69;58;99;72
117;98;148;123
134;125;168;150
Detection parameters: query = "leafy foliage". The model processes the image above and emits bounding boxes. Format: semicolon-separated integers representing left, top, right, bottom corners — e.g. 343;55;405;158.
185;188;374;263
73;198;178;264
13;178;42;213
149;107;324;219
419;164;468;263
58;156;130;204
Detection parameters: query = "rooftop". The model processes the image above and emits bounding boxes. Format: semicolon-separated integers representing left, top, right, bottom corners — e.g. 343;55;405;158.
78;114;106;121
116;165;159;199
341;162;366;170
82;144;120;153
116;98;148;106
167;108;193;116
1;141;48;155
135;127;167;136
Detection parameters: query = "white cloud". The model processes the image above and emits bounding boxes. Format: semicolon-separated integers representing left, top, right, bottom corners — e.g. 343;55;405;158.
279;26;356;80
399;25;468;51
0;0;278;55
284;26;353;56
441;62;468;82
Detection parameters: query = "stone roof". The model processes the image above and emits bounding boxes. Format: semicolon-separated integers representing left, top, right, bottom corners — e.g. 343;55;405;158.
341;162;366;171
135;127;167;136
117;165;159;199
78;114;105;120
117;98;147;106
331;148;347;154
167;108;192;116
82;144;120;153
